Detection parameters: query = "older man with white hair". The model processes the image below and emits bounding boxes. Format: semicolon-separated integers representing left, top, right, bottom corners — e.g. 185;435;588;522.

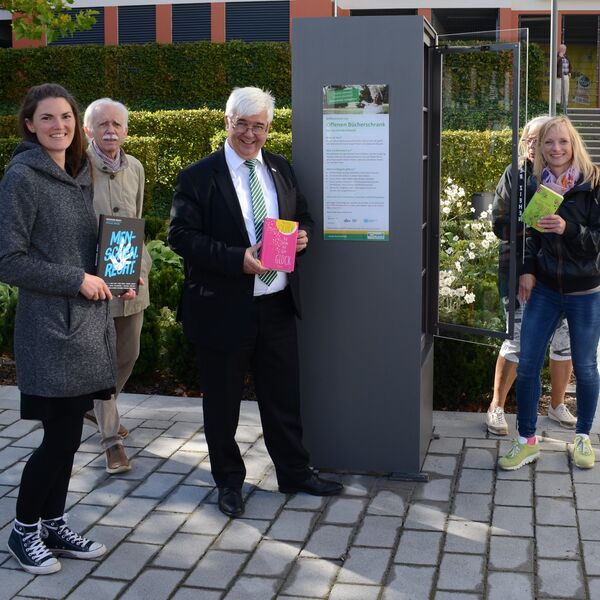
83;98;152;474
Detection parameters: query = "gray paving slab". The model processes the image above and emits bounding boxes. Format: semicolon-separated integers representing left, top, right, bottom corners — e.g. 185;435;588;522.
404;501;448;532
65;578;126;600
536;496;578;526
282;557;339;597
582;540;600;576
536;525;580;559
451;492;492;522
2;390;600;600
223;576;279;600
538;558;586;598
119;568;185;600
336;547;391;584
355;515;402;548
444;520;488;554
488;535;533;570
383;564;435;600
578;510;600;541
128;511;187;544
329;583;382;600
395;530;442;565
93;541;158;579
486;571;534;600
457;468;493;494
437;554;485;592
302;524;353;559
152;532;212;569
268;509;316;542
244;539;300;576
185;550;247;589
323;497;365;524
214;518;270;552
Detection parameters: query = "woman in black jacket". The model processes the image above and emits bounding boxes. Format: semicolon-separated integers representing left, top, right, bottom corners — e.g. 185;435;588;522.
487;116;574;437
498;116;600;471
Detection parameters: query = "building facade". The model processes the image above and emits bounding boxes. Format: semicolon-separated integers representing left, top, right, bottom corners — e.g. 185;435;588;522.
2;1;599;107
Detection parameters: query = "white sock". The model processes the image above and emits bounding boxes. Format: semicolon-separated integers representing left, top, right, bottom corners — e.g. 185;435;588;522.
576;433;590;440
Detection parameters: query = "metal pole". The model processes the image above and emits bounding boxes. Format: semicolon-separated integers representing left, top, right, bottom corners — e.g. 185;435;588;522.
334;0;338;17
549;0;558;115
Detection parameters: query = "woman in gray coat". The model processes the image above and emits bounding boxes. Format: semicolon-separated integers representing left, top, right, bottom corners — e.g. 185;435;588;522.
0;84;116;575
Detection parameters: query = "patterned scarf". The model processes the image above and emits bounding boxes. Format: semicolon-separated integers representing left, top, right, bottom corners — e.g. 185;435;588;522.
541;164;580;195
91;139;123;173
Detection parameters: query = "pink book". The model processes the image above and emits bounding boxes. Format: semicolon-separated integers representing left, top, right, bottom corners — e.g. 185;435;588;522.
260;218;299;272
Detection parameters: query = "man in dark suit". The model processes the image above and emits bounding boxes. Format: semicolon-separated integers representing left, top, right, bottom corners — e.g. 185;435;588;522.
168;87;343;518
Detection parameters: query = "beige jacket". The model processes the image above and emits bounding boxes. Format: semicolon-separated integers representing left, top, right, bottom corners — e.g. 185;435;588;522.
87;146;152;318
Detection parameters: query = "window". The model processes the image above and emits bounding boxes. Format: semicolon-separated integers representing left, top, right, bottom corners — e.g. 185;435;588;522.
226;1;289;42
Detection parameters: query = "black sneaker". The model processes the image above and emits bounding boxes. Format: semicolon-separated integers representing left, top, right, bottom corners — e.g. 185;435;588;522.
41;515;106;559
7;522;61;575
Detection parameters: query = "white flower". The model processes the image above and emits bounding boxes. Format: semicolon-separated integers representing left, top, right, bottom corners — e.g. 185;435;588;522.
479;211;488;219
442;207;451;215
445;247;454;255
453;235;459;242
468;251;475;259
482;240;490;249
455;261;462;271
464;292;476;304
469;242;476;249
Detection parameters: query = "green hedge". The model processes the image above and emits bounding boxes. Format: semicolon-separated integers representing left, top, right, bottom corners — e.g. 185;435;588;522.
1;126;511;216
0;41;291;115
441;130;512;199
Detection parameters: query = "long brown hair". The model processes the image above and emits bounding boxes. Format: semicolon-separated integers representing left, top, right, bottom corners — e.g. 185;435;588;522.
18;83;87;176
533;116;600;187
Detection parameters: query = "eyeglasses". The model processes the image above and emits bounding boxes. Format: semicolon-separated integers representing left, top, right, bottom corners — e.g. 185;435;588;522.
231;118;269;135
526;137;537;146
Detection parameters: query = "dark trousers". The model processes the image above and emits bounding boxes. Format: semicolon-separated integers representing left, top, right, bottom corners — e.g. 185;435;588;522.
16;412;83;523
197;288;311;488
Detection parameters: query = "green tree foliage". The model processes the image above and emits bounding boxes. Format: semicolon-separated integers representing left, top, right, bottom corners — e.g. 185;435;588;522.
2;0;97;42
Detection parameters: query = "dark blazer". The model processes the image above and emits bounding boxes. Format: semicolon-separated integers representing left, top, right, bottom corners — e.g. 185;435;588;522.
168;146;314;350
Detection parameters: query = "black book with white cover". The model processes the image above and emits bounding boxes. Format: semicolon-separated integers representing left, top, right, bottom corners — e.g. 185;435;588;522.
96;215;145;294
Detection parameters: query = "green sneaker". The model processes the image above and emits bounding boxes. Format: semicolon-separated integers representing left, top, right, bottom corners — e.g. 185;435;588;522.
571;435;595;469
498;438;540;470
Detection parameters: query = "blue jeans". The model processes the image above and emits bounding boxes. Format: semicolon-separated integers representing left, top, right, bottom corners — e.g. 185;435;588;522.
517;282;600;437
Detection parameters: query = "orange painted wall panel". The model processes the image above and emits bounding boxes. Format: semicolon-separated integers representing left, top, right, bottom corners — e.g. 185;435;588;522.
105;6;118;45
211;2;225;43
156;4;172;44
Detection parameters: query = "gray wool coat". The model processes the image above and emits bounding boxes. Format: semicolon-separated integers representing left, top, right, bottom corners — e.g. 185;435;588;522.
0;142;116;397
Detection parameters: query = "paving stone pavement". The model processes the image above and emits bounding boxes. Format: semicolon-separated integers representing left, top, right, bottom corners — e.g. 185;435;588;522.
0;384;599;599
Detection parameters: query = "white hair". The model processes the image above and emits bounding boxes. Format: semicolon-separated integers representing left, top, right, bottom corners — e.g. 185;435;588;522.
225;87;275;123
83;98;129;132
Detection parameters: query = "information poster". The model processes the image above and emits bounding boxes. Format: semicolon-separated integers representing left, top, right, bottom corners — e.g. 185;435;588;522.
323;84;389;241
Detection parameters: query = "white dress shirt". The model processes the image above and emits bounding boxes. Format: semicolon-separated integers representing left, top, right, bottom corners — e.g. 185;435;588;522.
224;140;287;295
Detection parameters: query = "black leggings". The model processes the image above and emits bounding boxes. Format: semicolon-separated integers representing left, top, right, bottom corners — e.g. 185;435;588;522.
16;412;84;523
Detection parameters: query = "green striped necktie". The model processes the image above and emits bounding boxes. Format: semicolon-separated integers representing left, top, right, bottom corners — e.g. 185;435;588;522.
245;159;277;286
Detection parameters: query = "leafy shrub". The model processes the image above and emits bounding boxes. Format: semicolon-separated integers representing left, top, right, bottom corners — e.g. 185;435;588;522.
134;240;185;376
0;41;292;115
438;180;502;330
441;130;512;200
434;336;498;411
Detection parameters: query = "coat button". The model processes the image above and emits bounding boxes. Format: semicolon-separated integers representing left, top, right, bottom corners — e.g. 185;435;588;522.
110;174;115;179
113;207;119;213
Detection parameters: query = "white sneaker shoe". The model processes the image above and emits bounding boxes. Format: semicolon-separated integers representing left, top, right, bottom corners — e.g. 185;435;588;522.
548;403;577;429
486;407;508;436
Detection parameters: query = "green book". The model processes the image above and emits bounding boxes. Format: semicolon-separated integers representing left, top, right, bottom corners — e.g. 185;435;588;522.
521;184;564;232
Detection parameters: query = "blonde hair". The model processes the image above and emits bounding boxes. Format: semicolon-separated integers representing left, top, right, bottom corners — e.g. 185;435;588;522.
533;116;600;187
518;115;550;166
